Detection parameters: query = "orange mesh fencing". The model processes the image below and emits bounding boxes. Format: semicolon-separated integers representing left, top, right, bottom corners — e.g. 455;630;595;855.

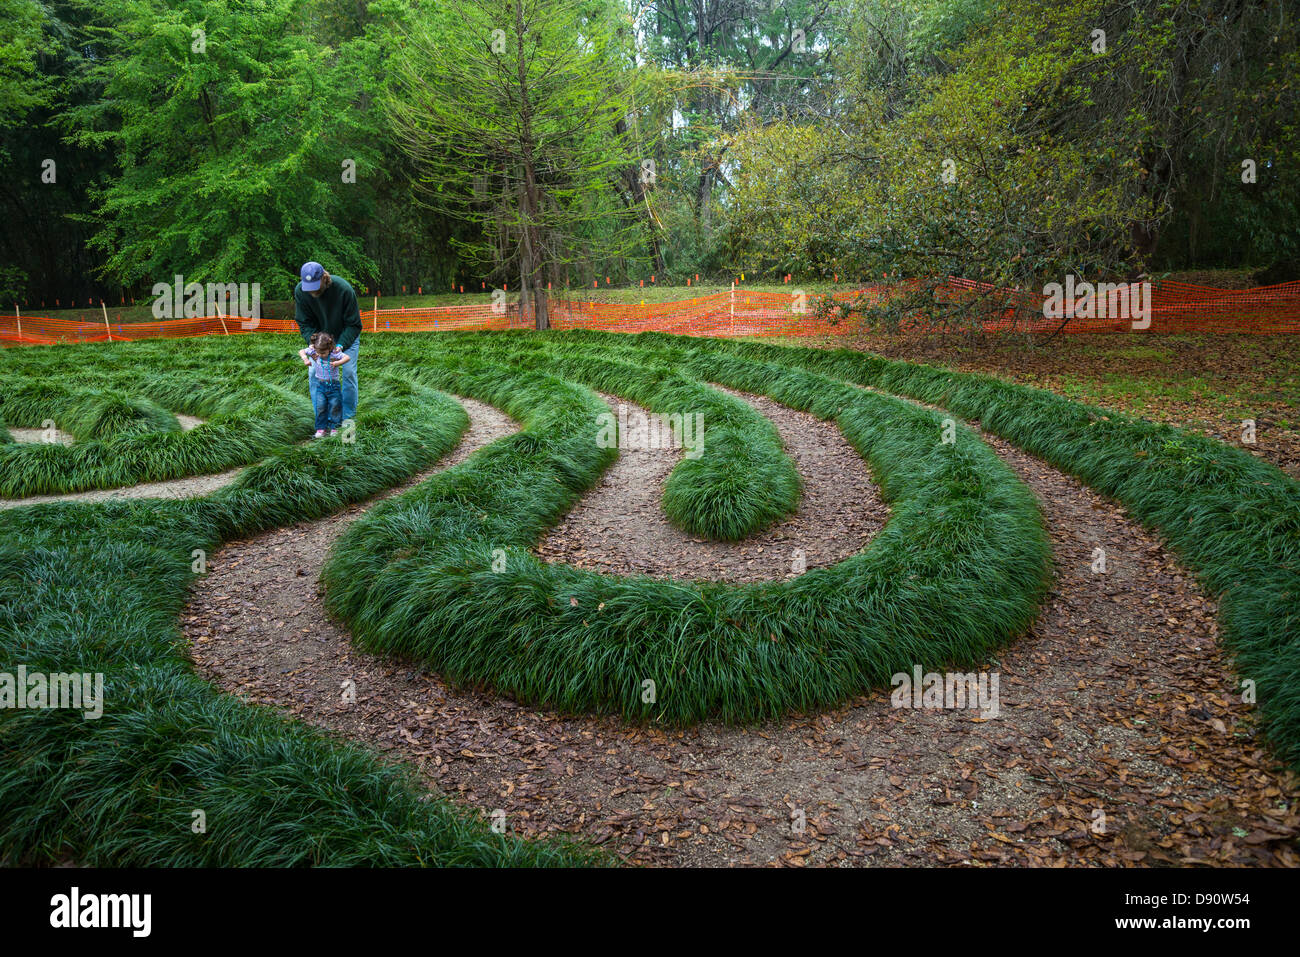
3;278;1299;346
0;304;529;346
942;278;1300;333
547;289;878;336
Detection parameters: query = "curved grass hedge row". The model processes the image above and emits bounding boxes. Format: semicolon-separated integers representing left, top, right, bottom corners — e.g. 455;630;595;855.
4;385;181;441
0;337;600;866
0;368;312;497
325;335;1051;724
413;336;801;540
543;349;801;541
574;331;1300;769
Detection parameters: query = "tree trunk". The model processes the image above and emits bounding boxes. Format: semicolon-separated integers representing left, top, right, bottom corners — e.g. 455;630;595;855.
514;0;548;330
697;166;714;234
533;278;549;330
615;118;665;273
517;250;531;326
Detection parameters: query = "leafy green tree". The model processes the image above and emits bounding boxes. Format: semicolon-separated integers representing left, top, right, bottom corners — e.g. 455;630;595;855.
0;0;52;124
642;0;842;270
0;1;120;306
64;0;383;299
6;0;1296;308
384;0;646;327
724;0;1300;327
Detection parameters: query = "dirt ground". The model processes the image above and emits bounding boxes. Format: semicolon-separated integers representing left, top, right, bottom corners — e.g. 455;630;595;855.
183;388;1300;867
535;390;887;582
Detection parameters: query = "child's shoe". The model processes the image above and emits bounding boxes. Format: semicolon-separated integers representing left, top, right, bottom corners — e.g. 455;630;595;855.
314;430;325;438
329;429;339;436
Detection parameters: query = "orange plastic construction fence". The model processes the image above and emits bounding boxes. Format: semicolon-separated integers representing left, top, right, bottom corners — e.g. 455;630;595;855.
3;278;1299;346
941;277;1300;333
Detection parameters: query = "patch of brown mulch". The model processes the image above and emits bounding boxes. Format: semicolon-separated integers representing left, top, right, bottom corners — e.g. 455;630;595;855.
184;392;1300;868
0;466;245;510
534;389;888;582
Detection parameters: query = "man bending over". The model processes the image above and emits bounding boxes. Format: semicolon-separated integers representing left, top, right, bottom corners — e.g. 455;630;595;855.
294;261;362;424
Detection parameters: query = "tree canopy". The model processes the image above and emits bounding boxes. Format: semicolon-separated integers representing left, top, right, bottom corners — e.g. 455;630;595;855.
1;0;1296;307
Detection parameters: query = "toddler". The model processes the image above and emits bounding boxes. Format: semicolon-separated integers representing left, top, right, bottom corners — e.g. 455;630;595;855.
299;332;351;436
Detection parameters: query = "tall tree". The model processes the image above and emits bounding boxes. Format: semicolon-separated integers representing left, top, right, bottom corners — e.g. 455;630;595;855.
0;0;52;124
63;0;383;299
384;0;646;327
0;1;117;306
643;0;840;251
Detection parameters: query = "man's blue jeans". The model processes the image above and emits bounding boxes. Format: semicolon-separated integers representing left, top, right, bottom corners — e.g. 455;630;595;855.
309;338;359;424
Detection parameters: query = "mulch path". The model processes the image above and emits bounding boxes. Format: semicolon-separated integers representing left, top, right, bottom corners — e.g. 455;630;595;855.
7;427;75;444
535;390;887;582
184;391;1300;867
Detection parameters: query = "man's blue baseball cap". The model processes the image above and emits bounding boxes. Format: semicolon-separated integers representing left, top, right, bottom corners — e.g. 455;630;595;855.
300;261;324;292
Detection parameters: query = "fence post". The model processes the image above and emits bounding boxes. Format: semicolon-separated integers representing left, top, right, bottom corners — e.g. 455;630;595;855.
218;313;230;335
14;304;20;343
373;296;378;332
730;280;735;334
102;301;111;341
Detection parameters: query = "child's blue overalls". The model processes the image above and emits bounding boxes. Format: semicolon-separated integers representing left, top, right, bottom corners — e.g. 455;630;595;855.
311;351;344;431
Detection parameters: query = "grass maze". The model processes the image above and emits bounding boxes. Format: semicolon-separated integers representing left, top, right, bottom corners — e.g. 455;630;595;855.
1;330;1296;865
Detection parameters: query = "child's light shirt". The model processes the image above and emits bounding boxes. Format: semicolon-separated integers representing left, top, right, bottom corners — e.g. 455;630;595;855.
309;348;345;382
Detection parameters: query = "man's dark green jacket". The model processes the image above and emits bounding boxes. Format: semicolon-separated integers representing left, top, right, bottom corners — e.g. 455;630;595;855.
293;275;362;351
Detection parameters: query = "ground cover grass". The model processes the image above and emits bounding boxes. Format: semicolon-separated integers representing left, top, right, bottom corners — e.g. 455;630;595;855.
0;334;601;865
616;332;1300;769
779;333;1300;477
6;326;1293;870
0;343;319;496
325;333;1051;724
2;381;181;443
